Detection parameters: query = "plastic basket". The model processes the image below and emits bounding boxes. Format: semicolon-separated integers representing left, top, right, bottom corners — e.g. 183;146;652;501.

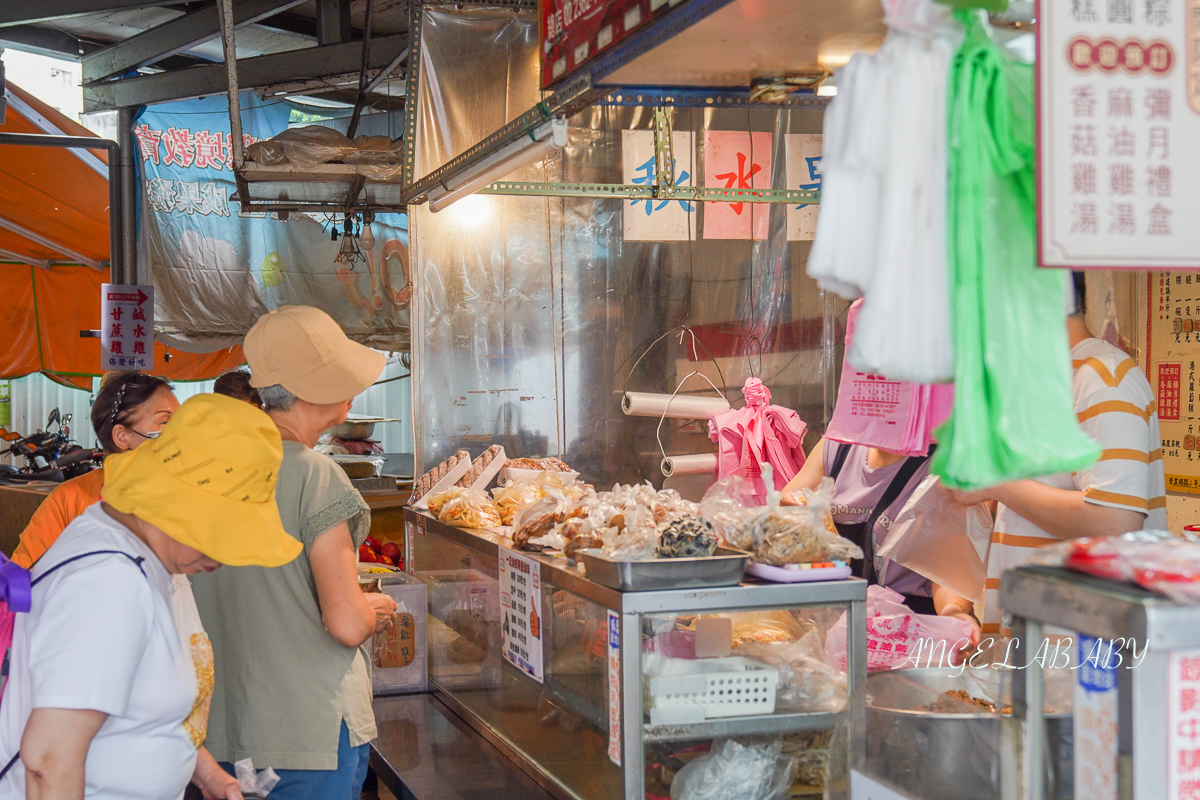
643;656;779;725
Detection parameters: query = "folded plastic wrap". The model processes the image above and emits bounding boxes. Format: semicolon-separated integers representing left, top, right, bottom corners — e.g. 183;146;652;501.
671;738;793;800
271;125;356;169
875;474;992;603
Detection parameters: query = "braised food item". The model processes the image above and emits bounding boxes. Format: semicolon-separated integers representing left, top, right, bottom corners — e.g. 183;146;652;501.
456;444;504;488
411;449;470;502
506;457;573;472
656;515;718;559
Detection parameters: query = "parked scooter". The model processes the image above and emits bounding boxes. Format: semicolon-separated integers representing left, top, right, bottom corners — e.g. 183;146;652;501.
0;409;101;484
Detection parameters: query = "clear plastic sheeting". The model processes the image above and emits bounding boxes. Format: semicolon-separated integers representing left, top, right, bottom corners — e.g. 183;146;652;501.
410;6;841;486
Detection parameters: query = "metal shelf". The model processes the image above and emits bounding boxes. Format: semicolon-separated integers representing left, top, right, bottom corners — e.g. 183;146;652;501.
642;710;844;743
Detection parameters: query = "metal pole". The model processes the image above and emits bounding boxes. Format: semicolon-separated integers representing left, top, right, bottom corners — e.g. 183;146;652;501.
0;131;121;278
118;107;137;285
215;0;245;172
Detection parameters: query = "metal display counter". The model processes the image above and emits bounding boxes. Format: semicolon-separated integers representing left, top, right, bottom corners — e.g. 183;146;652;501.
1001;566;1200;800
404;507;867;800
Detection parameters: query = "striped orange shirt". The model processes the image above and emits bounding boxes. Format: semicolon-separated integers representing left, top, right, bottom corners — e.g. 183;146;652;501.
981;338;1166;628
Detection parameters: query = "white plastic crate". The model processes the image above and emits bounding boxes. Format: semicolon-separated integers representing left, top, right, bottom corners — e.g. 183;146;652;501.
643;656;779;726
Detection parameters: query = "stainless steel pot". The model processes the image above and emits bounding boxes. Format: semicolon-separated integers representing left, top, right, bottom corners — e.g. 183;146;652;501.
865;668;1073;800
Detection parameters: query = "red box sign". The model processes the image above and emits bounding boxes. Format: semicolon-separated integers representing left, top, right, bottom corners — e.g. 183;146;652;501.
540;0;653;88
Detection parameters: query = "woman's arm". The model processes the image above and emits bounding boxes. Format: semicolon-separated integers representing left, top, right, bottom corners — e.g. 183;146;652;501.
21;707;106;800
932;582;981;663
780;438;828;504
192;747;243;800
310;520;397;648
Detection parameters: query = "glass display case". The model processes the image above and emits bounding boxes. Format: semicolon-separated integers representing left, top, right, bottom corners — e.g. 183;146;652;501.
405;508;868;800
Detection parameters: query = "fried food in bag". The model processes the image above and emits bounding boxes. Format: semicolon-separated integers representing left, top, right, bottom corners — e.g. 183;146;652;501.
698;475;758;550
435;489;502;529
491;481;546;526
427;486;472;517
752;478;861;566
656;515;719;558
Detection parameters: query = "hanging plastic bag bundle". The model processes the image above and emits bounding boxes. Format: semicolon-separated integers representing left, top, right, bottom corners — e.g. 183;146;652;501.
825;299;954;456
932;11;1099;489
708;378;807;505
808;0;963;384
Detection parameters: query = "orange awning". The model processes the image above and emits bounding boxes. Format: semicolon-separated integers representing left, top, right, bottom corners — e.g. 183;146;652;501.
0;83;243;387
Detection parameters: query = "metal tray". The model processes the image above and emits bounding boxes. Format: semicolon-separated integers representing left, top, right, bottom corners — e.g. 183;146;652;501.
576;549;748;592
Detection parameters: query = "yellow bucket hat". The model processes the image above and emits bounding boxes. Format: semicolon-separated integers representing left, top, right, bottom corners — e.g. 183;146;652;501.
102;393;301;568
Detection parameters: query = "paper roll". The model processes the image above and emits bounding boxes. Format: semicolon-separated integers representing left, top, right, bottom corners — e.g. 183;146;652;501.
661;453;719;478
622;392;731;419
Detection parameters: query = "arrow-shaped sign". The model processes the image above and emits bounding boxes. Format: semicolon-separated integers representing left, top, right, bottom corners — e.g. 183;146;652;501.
105;289;149;305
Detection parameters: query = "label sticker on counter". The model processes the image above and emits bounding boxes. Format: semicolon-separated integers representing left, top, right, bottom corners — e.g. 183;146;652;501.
1168;647;1200;795
499;546;543;683
1075;634;1119;800
607;609;621;766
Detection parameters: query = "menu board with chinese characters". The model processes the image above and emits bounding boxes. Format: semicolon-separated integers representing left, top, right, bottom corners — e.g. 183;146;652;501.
101;283;154;372
1149;271;1200;494
499;546;544;683
1038;0;1200;268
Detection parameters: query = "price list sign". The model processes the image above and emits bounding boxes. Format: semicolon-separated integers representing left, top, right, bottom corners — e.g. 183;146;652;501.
499;546;544;683
1149;271;1200;494
1038;0;1200;268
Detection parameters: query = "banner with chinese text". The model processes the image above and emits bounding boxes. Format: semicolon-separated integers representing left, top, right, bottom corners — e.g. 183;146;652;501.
1038;0;1200;268
135;94;410;350
1148;270;1200;495
620;130;696;241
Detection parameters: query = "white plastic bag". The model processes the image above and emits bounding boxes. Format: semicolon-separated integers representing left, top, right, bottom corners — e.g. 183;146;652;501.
875;474;992;602
671;738;793;800
234;758;280;797
825;586;975;671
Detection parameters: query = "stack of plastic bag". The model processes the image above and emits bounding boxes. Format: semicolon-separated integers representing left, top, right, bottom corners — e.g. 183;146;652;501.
708;378;806;505
807;0;962;384
824;299;953;457
932;12;1099;488
825;586;975;671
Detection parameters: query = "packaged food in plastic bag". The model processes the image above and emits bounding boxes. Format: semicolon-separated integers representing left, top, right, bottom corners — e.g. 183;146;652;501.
670;738;793;800
875;474;992;603
271;125;355;169
657;514;719;558
728;610;805;647
601;504;659;561
737;631;847;713
751;479;861;566
1057;531;1200;603
512;495;560;549
491;481;546;526
698;475;758;550
244;140;286;166
824;586;975;671
426;486;472;517
435;489;502;529
933;11;1100;489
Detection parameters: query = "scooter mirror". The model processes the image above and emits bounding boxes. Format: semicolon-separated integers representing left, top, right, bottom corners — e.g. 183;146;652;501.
47;409;60;428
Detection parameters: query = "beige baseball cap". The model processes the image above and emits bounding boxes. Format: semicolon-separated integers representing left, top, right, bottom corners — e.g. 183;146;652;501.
244;306;386;404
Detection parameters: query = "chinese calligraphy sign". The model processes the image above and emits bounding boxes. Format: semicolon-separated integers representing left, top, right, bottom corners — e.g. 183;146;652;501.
621;130;696;242
785;134;823;241
703;131;772;240
101;284;154;372
1040;0;1200;267
1149;271;1200;494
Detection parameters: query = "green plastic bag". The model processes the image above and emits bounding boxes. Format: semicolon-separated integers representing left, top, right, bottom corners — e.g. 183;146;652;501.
933;13;1099;489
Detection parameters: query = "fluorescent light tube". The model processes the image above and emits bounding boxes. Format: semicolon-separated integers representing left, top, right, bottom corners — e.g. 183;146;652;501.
429;118;567;212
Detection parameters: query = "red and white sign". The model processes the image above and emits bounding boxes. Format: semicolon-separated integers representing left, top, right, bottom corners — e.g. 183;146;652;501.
703;131;772;240
1038;0;1200;268
499;546;544;683
540;0;648;88
1168;648;1200;796
101;283;154;372
606;608;621;766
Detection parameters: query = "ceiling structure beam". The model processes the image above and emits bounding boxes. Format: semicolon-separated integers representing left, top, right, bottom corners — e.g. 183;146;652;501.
0;25;106;60
254;11;319;42
83;33;409;111
82;0;307;84
316;0;352;45
0;0;194;28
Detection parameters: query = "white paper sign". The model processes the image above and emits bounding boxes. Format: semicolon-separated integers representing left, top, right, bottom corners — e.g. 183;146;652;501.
621;130;696;241
499;546;543;683
606;609;621;766
1038;0;1200;268
786;134;823;241
1074;635;1119;800
101;283;154;371
1168;647;1200;795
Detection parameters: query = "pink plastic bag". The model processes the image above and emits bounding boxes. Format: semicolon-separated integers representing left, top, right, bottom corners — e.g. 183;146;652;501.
708;378;807;505
825;300;953;457
824;585;974;671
